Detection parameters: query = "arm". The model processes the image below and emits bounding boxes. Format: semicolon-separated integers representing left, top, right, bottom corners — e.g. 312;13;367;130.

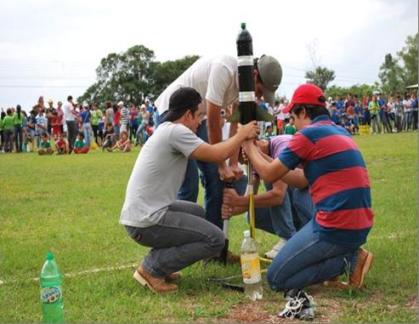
243;140;289;184
227;103;243;179
190;121;259;164
223;179;288;216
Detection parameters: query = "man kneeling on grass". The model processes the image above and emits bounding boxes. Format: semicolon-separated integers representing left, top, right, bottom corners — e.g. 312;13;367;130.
243;84;374;320
120;87;259;294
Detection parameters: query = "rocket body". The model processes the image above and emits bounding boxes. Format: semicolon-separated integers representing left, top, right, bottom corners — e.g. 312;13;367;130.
236;23;256;124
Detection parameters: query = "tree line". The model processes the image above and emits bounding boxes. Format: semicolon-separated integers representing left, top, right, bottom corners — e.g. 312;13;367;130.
79;33;417;105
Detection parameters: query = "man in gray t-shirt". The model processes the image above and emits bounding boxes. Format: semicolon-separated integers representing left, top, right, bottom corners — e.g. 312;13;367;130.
120;87;259;294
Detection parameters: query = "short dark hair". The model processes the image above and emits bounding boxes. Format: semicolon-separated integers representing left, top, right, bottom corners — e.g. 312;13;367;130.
163;87;202;122
67;95;73;101
292;104;330;120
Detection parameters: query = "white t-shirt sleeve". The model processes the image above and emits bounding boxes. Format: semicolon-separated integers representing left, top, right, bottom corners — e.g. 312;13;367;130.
206;62;233;107
170;124;204;158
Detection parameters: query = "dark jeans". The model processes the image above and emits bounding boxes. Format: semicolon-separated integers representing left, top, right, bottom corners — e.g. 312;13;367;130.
66;120;78;151
92;125;100;144
125;200;225;277
14;125;23;152
267;219;358;291
3;129;13;152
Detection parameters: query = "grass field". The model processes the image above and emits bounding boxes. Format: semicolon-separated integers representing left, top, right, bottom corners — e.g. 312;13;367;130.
0;132;417;323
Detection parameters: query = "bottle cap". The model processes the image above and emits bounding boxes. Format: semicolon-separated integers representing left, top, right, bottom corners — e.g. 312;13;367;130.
46;251;54;261
243;230;250;238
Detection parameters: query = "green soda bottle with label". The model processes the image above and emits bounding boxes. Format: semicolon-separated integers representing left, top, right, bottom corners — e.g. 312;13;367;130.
40;252;64;323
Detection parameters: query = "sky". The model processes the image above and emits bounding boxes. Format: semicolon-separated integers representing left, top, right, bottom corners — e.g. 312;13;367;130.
0;0;417;111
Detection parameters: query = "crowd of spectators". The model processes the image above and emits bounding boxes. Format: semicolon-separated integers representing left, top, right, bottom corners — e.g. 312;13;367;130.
0;95;159;154
269;92;418;136
1;90;417;154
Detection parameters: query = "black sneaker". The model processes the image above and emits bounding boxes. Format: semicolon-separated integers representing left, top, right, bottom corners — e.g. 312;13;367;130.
278;289;315;321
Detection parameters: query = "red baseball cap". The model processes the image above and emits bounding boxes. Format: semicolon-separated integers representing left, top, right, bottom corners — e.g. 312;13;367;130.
283;83;326;113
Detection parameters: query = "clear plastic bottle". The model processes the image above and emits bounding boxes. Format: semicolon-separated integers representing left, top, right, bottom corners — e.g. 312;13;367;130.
240;230;263;301
40;251;64;323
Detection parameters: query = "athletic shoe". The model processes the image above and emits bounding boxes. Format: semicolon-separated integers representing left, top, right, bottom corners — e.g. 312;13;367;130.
265;239;287;259
278;289;315;321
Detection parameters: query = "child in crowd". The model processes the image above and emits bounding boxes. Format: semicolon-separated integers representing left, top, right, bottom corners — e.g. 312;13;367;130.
107;130;131;152
283;116;297;135
55;134;69;155
51;110;61;139
342;115;355;135
264;125;274;139
102;123;115;151
73;132;89;154
38;133;54;155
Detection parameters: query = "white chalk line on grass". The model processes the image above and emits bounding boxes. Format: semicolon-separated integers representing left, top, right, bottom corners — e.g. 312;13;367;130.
0;263;137;286
0;230;416;286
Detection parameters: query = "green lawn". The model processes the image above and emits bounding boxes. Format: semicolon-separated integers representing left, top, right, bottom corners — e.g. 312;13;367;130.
0;132;417;323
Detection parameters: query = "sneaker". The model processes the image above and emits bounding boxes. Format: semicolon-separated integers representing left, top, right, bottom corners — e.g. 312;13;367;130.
350;248;374;288
133;266;178;294
265;239;287;259
278;289;315;321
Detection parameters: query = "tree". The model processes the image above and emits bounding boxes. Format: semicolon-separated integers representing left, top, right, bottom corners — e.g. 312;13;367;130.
151;55;199;97
378;53;404;95
78;46;199;106
305;66;335;91
326;84;375;100
397;33;418;86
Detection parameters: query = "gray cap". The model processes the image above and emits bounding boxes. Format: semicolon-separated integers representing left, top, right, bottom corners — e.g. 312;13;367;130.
257;55;282;106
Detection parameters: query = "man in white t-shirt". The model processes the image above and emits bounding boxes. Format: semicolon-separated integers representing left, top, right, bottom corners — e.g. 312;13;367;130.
120;87;259;293
63;95;78;153
119;101;129;133
155;55;282;261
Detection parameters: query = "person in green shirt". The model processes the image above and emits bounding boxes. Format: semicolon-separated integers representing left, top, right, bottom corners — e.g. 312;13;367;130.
38;133;53;155
13;105;24;152
90;104;103;145
368;95;381;134
0;111;4;152
3;108;15;152
74;132;89;154
284;116;297;135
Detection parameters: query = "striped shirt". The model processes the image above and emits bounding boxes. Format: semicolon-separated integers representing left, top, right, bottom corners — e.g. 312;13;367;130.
279;115;373;248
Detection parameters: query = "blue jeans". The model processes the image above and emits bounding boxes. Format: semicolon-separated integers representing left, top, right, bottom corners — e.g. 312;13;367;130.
178;121;228;229
253;185;314;240
289;187;315;230
267;219;358;291
82;123;92;145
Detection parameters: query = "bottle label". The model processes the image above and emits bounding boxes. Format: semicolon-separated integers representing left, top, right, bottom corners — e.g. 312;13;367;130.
240;253;261;284
41;287;62;304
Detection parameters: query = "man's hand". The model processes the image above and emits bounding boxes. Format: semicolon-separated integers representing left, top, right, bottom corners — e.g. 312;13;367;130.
223;188;241;206
237;121;260;140
222;188;248;219
242;139;257;156
229;163;244;181
218;164;235;182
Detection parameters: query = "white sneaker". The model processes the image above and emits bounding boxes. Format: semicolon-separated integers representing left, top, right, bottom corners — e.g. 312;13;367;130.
265;239;287;259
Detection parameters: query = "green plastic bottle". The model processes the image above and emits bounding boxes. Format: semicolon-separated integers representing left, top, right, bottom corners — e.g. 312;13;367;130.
40;252;64;323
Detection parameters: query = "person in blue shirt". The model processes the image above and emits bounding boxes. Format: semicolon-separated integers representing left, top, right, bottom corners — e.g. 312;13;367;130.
80;105;92;146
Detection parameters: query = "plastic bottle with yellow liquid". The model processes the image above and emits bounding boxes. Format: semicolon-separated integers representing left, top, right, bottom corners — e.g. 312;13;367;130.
240;230;263;301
